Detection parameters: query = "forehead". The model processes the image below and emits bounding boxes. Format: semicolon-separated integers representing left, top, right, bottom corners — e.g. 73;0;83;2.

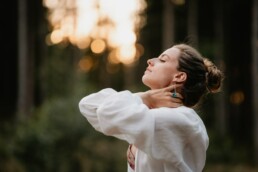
161;47;181;61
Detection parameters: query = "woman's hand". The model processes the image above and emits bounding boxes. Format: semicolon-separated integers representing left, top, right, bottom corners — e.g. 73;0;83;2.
136;85;183;109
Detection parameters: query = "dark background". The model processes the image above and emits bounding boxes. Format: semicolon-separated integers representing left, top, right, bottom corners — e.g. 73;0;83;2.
1;0;258;171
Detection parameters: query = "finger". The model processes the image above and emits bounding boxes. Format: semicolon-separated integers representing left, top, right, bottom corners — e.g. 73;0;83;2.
164;88;184;99
162;102;181;108
170;97;182;103
164;90;183;99
166;92;173;97
163;85;175;92
173;92;183;99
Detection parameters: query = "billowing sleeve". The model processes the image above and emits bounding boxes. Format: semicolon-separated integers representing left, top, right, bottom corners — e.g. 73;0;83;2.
79;88;208;170
78;88;155;150
78;88;117;131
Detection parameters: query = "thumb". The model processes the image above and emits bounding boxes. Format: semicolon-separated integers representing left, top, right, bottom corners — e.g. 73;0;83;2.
163;85;175;92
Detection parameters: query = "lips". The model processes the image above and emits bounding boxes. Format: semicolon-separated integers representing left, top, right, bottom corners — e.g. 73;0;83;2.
146;67;152;72
144;68;152;75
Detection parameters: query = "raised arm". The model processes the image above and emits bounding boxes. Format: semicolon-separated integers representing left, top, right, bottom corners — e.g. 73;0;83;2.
136;85;183;109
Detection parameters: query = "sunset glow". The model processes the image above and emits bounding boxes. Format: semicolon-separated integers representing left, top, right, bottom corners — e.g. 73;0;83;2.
43;0;146;65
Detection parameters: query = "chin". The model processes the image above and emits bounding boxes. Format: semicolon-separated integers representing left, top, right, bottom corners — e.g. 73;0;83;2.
142;76;151;88
142;77;155;89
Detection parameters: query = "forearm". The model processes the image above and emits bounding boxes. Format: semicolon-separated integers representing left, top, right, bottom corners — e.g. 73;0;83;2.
134;92;153;108
135;88;183;108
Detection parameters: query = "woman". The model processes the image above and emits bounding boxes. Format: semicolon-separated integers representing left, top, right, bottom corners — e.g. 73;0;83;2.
79;43;223;172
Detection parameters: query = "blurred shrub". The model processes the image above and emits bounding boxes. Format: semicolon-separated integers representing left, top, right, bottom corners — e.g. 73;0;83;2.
207;130;250;164
0;80;256;171
0;88;127;172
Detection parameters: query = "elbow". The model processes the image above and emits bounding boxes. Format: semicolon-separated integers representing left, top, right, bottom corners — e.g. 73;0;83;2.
78;99;86;116
78;98;95;118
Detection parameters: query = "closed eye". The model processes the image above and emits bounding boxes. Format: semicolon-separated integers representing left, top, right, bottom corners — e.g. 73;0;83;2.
159;58;166;62
159;54;168;62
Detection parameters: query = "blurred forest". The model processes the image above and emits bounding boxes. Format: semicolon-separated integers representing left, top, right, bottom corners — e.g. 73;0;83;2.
1;0;258;171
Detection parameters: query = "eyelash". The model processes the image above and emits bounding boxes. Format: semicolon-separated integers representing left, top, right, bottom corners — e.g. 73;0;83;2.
159;58;165;62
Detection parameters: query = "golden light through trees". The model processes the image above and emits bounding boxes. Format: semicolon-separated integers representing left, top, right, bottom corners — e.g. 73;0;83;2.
43;0;146;65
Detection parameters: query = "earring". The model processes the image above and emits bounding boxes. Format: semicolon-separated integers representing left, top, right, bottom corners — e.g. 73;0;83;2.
172;87;177;98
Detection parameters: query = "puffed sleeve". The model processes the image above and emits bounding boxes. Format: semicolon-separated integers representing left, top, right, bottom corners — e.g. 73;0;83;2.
78;88;117;131
79;88;208;170
79;88;154;149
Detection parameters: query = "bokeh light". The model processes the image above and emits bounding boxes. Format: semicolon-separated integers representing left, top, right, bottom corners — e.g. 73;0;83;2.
78;56;94;72
90;39;106;54
171;0;185;5
230;90;245;105
43;0;147;65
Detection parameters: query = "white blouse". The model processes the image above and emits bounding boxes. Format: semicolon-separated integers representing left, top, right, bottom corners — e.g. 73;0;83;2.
79;88;209;172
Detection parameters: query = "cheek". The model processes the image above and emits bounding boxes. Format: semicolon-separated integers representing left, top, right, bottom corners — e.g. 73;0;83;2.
157;68;173;83
157;75;172;87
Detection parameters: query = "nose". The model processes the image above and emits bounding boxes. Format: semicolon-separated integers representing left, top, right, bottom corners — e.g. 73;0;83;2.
147;58;155;66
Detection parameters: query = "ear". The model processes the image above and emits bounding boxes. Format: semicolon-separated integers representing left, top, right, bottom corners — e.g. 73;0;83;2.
172;72;187;83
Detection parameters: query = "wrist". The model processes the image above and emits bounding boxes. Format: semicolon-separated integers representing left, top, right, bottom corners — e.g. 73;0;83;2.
137;91;152;108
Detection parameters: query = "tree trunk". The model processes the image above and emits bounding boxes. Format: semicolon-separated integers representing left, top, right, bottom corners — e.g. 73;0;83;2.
252;0;258;165
162;0;175;50
213;0;227;137
187;0;198;48
123;64;137;90
17;0;34;118
0;1;18;119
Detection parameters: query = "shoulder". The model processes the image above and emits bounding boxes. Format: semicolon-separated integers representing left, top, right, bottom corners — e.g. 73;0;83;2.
153;106;207;136
153;106;198;125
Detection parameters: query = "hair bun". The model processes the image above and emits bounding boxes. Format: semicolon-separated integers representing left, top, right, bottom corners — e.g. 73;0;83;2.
203;58;224;93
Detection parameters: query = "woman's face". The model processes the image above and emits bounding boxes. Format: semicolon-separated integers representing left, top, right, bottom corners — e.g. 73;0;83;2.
142;47;181;89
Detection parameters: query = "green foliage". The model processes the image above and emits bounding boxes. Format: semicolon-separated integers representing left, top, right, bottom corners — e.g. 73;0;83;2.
0;89;127;172
41;45;78;98
206;130;252;166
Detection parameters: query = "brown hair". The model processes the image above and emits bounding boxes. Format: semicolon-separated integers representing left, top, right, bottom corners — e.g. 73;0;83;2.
174;44;224;107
